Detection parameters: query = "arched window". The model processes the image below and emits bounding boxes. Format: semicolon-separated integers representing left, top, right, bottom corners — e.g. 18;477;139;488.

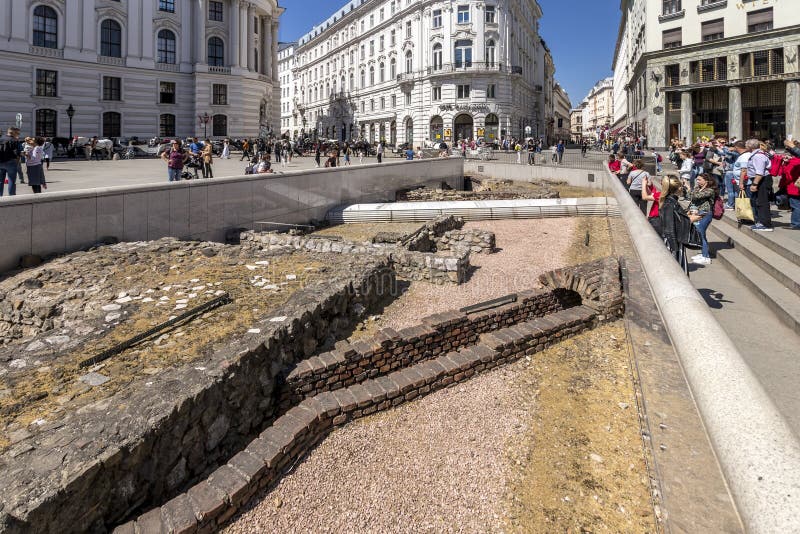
379;62;385;82
486;39;496;66
100;19;122;57
208;37;224;67
212;115;227;136
390;58;397;79
405;51;412;74
349;72;354;90
35;109;57;137
159;114;176;137
103;111;121;138
33;5;58;48
360;69;365;88
432;43;443;71
430;115;443;141
405;117;413;144
157;29;176;64
369;66;375;85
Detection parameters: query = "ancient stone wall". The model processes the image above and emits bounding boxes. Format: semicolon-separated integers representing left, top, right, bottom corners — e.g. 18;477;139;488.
436;229;496;254
0;258;396;534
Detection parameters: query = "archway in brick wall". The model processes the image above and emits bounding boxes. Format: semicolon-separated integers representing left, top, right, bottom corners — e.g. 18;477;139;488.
539;257;623;320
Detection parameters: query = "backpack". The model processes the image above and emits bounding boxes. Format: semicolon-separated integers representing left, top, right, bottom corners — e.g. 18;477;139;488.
0;138;17;163
656;153;663;163
712;195;724;220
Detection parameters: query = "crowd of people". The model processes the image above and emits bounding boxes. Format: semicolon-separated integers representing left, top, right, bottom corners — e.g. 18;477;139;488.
0;127;51;195
614;135;800;273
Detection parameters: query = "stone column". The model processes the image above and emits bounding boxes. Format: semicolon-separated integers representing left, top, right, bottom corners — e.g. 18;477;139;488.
247;4;255;71
728;86;743;141
196;0;206;64
787;81;800;139
239;4;248;69
264;17;272;75
272;21;279;81
230;0;240;68
680;91;693;144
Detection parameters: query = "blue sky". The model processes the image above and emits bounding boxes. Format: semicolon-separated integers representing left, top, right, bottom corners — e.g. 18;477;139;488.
277;0;620;108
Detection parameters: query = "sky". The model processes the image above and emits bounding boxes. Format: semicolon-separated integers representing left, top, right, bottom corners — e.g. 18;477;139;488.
277;0;620;108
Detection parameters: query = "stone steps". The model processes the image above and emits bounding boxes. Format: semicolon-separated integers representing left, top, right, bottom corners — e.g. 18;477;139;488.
720;210;800;265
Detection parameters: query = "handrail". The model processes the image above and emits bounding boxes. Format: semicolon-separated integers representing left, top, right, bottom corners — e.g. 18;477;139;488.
604;164;800;532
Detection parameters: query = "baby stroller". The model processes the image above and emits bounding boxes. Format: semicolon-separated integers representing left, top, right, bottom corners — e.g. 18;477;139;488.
182;155;202;179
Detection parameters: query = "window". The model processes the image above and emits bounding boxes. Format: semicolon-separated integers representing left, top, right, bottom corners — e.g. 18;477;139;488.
209;1;223;21
457;84;470;99
102;112;121;138
455;40;472;68
212;115;227;136
100;19;122;57
361;44;365;60
370;40;374;56
208;37;224;66
485;6;496;23
350;50;354;65
432;9;442;28
405;21;412;39
380;96;385;109
35;109;57;137
370;66;375;85
360;70;365;87
103;76;121;100
432;43;443;70
212;84;227;105
665;64;680;86
662;0;681;15
380;8;384;21
379;62;385;82
690;57;727;83
158;0;175;13
159;81;176;104
405;92;411;105
361;20;365;33
747;8;773;33
361;101;365;112
662;28;681;49
349;72;354;90
370;99;375;111
486;39;496;66
487;84;496;98
391;94;396;107
390;30;396;46
33;5;58;49
379;36;384;51
432;86;441;101
457;5;470;24
35;69;57;97
390;58;397;78
157;29;176;64
740;49;784;77
390;1;396;15
159;114;176;137
405;51;413;73
701;19;724;41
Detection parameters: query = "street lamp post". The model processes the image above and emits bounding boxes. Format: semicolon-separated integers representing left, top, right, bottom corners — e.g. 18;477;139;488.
198;113;210;138
66;104;75;139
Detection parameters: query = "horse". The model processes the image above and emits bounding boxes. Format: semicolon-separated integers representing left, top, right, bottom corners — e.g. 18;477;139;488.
50;137;72;156
71;137;114;159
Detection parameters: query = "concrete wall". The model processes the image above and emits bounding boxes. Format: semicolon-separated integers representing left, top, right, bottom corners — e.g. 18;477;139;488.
464;161;608;190
0;158;464;273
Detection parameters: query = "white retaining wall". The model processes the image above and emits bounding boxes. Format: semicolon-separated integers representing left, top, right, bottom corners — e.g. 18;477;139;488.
0;159;463;273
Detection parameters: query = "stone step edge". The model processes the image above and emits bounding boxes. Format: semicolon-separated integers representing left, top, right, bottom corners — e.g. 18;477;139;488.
720;211;800;265
113;305;599;534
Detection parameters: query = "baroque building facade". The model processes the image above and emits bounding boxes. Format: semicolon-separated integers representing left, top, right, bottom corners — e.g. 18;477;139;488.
290;0;551;147
0;0;282;139
278;41;297;136
614;0;800;148
578;78;614;143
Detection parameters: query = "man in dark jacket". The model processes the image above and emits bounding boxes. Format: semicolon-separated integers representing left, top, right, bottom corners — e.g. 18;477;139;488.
0;127;21;196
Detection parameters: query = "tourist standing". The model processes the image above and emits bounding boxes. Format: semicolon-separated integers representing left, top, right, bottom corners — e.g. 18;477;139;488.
240;139;250;161
162;140;188;182
745;138;774;231
314;143;321;168
201;140;214;178
222;139;231;159
0;127;21;196
377;141;384;163
659;176;701;275
24;137;47;194
42;138;54;170
688;173;719;265
627;159;650;215
557;140;565;164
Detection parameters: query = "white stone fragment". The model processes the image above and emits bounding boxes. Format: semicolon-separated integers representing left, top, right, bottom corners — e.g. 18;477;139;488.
246;265;257;270
142;298;154;303
175;304;188;310
255;260;270;265
105;312;121;322
160;296;170;301
247;329;261;334
101;303;122;312
26;340;46;352
79;372;110;387
286;274;297;280
270;316;288;322
190;278;200;283
115;296;133;304
46;335;70;346
9;359;27;369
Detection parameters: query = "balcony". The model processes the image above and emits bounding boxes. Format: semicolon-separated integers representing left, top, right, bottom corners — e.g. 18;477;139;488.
425;62;521;76
208;65;231;75
156;62;180;72
98;55;125;66
29;46;63;58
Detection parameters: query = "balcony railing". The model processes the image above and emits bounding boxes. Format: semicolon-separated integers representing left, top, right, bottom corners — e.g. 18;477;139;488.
397;62;523;82
208;65;231;75
156;62;180;72
98;55;125;66
29;46;63;58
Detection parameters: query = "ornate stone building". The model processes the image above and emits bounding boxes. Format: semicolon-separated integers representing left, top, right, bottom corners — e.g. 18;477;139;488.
290;0;552;146
0;0;282;139
614;0;800;148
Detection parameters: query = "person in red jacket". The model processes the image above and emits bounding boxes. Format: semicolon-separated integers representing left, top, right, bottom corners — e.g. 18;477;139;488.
778;139;800;229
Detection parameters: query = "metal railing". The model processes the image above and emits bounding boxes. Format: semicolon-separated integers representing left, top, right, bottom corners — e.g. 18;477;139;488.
462;149;608;171
397;62;523;82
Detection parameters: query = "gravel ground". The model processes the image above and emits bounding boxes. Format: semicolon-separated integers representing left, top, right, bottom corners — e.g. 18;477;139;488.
364;218;577;333
224;360;535;534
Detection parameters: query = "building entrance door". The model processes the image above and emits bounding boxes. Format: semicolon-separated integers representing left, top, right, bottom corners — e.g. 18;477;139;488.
454;113;473;141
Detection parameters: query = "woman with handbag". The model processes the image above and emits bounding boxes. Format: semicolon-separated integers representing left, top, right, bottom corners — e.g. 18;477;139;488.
659;176;702;275
627;159;650;214
201;140;214;179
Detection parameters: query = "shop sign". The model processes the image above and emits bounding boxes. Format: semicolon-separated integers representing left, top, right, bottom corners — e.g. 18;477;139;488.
439;104;491;113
